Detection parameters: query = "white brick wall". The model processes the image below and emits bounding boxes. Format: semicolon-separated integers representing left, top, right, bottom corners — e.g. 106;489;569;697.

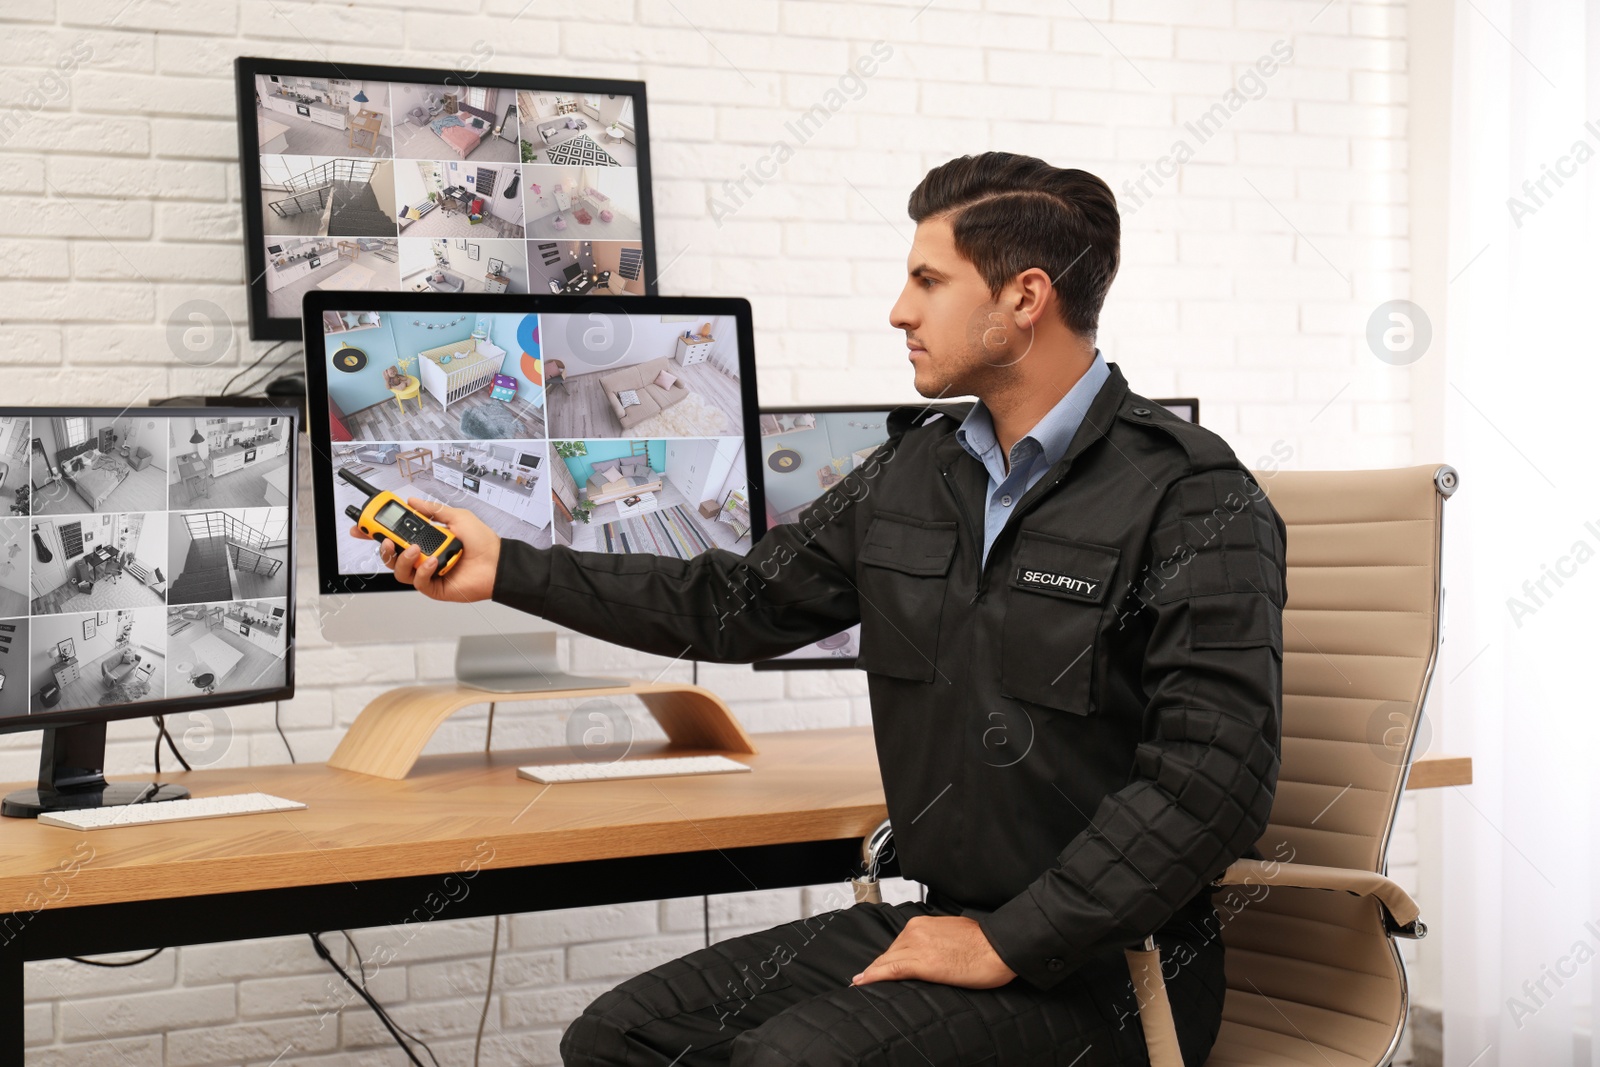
3;0;1417;1062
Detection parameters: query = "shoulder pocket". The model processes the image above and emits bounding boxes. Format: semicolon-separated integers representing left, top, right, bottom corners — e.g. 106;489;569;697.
855;513;957;682
1190;591;1281;651
1000;531;1121;715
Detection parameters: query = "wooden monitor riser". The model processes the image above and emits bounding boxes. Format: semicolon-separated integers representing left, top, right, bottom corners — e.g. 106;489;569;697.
327;681;758;780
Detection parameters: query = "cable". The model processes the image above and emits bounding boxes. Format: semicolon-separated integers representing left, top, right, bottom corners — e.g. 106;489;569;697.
309;932;438;1067
220;340;292;397
234;344;304;397
340;930;367;984
152;716;192;774
474;915;501;1067
485;702;496;752
274;701;296;763
332;930;437;1065
69;947;164;967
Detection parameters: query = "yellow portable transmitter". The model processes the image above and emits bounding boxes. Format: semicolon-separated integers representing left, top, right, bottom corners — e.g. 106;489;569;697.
339;468;464;575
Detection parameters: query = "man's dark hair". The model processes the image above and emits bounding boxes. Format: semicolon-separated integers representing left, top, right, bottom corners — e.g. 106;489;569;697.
907;152;1120;339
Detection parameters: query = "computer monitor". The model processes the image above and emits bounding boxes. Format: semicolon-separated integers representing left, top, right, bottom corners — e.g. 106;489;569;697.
752;396;1203;670
0;406;298;815
235;57;660;340
301;292;764;691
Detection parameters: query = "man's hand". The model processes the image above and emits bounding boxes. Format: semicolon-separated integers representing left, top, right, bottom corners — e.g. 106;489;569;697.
851;916;1017;989
350;497;501;603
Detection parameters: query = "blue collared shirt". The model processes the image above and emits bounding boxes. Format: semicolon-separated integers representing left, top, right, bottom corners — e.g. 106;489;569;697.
955;349;1111;566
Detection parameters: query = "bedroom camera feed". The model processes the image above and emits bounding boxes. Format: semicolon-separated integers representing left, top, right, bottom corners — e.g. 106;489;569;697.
0;409;296;717
244;62;652;335
320;309;751;573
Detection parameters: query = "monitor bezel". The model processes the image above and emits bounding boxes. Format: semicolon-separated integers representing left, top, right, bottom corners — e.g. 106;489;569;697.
301;291;766;596
0;405;299;735
235;56;661;341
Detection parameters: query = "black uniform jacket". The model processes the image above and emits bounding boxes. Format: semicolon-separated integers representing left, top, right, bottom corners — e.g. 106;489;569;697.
491;361;1288;992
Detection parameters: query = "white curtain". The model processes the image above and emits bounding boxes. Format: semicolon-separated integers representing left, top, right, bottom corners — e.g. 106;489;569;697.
1442;1;1600;1062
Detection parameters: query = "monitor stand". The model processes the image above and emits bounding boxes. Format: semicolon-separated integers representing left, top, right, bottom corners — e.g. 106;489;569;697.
2;721;189;818
454;631;623;693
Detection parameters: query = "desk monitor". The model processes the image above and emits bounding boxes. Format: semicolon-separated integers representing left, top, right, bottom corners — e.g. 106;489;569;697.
752;396;1202;670
0;406;298;816
302;292;764;692
236;57;660;340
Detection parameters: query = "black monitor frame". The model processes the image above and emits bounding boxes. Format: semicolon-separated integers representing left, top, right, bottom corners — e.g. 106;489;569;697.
0;405;298;815
301;291;767;596
235;56;660;341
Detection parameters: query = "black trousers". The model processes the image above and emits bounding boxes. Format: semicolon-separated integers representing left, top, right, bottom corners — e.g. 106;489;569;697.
560;897;1226;1066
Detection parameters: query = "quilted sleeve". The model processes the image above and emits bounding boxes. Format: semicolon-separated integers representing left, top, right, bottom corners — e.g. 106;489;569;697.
490;452;886;664
978;466;1287;991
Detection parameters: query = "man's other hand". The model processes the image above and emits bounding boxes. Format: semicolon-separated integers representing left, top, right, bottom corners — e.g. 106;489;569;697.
350;497;501;603
851;915;1017;989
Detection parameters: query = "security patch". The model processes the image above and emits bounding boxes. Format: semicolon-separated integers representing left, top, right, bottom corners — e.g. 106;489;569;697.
1015;568;1103;601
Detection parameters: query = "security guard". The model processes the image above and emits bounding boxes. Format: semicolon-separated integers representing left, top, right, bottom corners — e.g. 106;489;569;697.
362;152;1287;1066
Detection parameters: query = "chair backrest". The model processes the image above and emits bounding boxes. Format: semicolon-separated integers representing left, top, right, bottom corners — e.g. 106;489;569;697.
1252;463;1454;871
1203;464;1455;1067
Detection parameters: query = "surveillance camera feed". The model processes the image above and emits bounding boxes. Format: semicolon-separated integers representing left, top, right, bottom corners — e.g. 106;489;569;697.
319;309;752;579
0;412;292;717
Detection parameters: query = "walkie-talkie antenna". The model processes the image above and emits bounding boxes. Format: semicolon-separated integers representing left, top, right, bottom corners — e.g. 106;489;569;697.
338;467;381;500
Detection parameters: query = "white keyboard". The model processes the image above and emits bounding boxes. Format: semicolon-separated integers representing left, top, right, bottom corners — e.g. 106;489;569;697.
37;792;306;831
517;755;752;784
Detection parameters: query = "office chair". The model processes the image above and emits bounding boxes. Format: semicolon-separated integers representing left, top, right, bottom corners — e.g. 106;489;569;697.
852;464;1458;1067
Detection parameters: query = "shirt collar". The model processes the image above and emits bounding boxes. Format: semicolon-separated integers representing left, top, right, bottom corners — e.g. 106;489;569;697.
956;348;1111;473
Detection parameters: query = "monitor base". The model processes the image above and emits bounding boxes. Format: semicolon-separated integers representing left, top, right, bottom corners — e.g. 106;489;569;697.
2;783;191;819
454;632;622;693
1;720;193;818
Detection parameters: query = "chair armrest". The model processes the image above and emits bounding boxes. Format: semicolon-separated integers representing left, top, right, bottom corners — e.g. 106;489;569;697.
1214;858;1426;938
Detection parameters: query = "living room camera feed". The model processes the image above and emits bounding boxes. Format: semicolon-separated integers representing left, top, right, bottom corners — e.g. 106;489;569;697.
243;63;652;335
0;410;295;718
320;310;752;572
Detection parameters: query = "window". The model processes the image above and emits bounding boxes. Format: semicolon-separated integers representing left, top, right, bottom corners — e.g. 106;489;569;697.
586;95;633;130
465;86;487;110
62;418;88;448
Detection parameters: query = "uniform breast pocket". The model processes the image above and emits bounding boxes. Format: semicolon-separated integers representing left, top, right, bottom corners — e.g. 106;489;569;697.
999;532;1121;715
854;512;958;683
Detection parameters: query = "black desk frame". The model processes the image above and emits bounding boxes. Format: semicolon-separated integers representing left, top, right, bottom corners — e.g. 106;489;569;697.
2;837;897;1064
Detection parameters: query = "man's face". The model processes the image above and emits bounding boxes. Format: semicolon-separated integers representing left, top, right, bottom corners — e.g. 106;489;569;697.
889;216;1030;399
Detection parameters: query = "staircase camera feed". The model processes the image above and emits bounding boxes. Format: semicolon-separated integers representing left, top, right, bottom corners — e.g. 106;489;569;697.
0;413;293;718
252;71;647;325
323;310;752;576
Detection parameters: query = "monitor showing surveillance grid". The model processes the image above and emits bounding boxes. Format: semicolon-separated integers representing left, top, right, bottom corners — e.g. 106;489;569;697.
236;58;659;340
302;293;763;595
0;408;296;723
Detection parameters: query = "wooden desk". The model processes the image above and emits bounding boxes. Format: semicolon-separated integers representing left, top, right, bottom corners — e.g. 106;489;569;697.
0;727;1468;1061
0;728;887;1061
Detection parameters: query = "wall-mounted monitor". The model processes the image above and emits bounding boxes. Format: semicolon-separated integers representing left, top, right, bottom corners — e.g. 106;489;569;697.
235;57;660;340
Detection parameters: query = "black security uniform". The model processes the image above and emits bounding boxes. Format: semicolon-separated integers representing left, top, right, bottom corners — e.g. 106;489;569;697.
494;362;1288;1066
